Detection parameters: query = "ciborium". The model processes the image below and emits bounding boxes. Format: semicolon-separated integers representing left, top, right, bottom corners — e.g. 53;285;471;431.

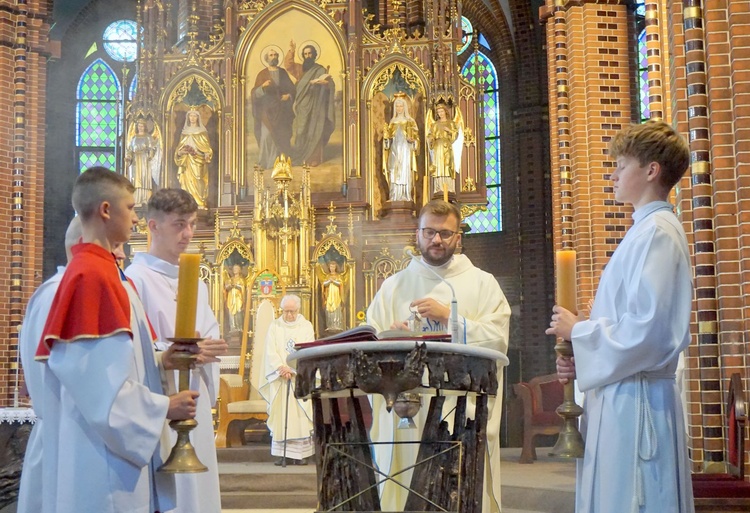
158;337;207;473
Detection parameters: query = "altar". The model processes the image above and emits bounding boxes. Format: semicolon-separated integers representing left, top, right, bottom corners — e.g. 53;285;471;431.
288;340;509;513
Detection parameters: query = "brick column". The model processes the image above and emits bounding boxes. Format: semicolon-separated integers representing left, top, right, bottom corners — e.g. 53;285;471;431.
542;0;634;315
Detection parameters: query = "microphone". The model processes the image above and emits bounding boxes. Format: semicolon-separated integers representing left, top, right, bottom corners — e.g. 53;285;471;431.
405;249;460;344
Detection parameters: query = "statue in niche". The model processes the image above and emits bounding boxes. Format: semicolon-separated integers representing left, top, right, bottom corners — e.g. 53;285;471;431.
125;118;161;206
382;94;419;202
426;101;463;195
316;259;348;333
223;263;246;334
175;108;213;208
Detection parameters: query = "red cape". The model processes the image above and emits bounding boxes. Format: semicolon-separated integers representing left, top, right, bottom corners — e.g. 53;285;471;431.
36;243;133;359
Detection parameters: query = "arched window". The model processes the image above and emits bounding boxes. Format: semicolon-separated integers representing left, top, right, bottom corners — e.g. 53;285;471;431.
635;2;649;121
76;59;121;171
75;19;137;172
461;50;502;233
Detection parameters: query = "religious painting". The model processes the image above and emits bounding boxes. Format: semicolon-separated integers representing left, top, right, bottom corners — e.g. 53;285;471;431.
167;78;221;209
243;7;345;193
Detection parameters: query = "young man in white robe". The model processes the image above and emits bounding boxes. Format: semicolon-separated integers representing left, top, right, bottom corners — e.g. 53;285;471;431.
259;294;316;465
17;218;129;513
547;120;694;513
36;167;200;513
366;199;511;513
125;187;228;513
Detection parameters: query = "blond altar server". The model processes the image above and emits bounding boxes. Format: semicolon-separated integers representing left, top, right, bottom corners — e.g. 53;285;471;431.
548;121;694;513
366;199;510;513
125;188;227;513
260;294;316;465
36;167;199;513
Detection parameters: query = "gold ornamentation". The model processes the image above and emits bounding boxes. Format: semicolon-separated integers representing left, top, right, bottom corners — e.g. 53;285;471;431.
460;204;486;219
167;76;220;111
462;177;477;192
371;64;425;95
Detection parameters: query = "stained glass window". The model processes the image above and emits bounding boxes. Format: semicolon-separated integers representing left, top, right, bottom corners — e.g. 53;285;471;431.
75;20;137;174
458;17;473;55
76;59;121;172
103;20;138;63
461;50;502;232
635;2;649;121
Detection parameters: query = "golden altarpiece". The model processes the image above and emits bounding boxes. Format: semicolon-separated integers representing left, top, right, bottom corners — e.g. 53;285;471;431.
124;0;489;352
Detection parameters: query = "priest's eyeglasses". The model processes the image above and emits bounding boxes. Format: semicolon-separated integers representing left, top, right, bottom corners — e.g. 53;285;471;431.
420;228;459;241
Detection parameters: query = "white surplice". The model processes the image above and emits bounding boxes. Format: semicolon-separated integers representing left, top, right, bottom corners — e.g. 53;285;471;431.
126;252;222;513
17;267;64;513
259;315;315;460
570;201;694;513
366;254;510;513
41;276;175;513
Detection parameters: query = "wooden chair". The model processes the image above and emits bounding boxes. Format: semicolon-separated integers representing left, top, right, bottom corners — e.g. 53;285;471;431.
513;373;564;463
693;372;750;512
215;299;275;447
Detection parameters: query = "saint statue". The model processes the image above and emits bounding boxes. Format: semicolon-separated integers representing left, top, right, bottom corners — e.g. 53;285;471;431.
426;101;464;195
175;109;213;208
382;94;419;202
125;118;161;206
223;264;246;333
317;260;348;333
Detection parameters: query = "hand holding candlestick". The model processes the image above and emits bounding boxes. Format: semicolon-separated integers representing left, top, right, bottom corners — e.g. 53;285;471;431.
547;249;585;459
159;253;208;473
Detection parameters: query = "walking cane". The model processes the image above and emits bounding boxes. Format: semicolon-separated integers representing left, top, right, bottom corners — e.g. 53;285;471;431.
282;377;291;468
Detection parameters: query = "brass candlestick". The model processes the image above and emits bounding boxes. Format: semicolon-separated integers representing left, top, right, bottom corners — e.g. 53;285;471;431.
159;337;208;473
549;338;585;458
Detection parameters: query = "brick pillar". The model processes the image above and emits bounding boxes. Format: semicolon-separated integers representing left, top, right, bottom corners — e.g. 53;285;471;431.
542;0;634;315
9;0;30;405
682;0;723;470
0;0;49;405
644;0;665;119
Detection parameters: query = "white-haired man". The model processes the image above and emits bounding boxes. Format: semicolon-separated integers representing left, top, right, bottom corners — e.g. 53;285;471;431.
260;294;316;465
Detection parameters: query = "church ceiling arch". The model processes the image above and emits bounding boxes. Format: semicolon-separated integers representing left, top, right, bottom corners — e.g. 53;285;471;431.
236;0;348;195
461;0;516;82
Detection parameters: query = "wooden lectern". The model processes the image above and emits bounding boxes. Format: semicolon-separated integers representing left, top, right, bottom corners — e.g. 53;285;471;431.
288;340;509;513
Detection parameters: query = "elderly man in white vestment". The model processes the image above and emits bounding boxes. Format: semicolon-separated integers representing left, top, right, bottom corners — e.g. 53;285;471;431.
36;167;199;513
548;121;694;513
366;199;510;513
260;294;316;465
125;187;227;513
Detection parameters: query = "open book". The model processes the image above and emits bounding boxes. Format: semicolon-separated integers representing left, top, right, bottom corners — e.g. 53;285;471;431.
294;324;451;349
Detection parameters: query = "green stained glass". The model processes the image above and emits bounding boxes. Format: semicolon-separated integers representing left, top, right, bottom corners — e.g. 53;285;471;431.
461;49;502;233
79;151;116;172
77;60;119;100
465;187;502;232
85;43;98;59
76;58;122;171
485;138;500;183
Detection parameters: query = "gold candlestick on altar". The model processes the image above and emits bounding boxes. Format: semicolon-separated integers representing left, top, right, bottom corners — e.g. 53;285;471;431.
549;249;585;459
159;253;208;473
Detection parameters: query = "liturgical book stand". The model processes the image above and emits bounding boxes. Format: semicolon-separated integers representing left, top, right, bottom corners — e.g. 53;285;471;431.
288;339;509;513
